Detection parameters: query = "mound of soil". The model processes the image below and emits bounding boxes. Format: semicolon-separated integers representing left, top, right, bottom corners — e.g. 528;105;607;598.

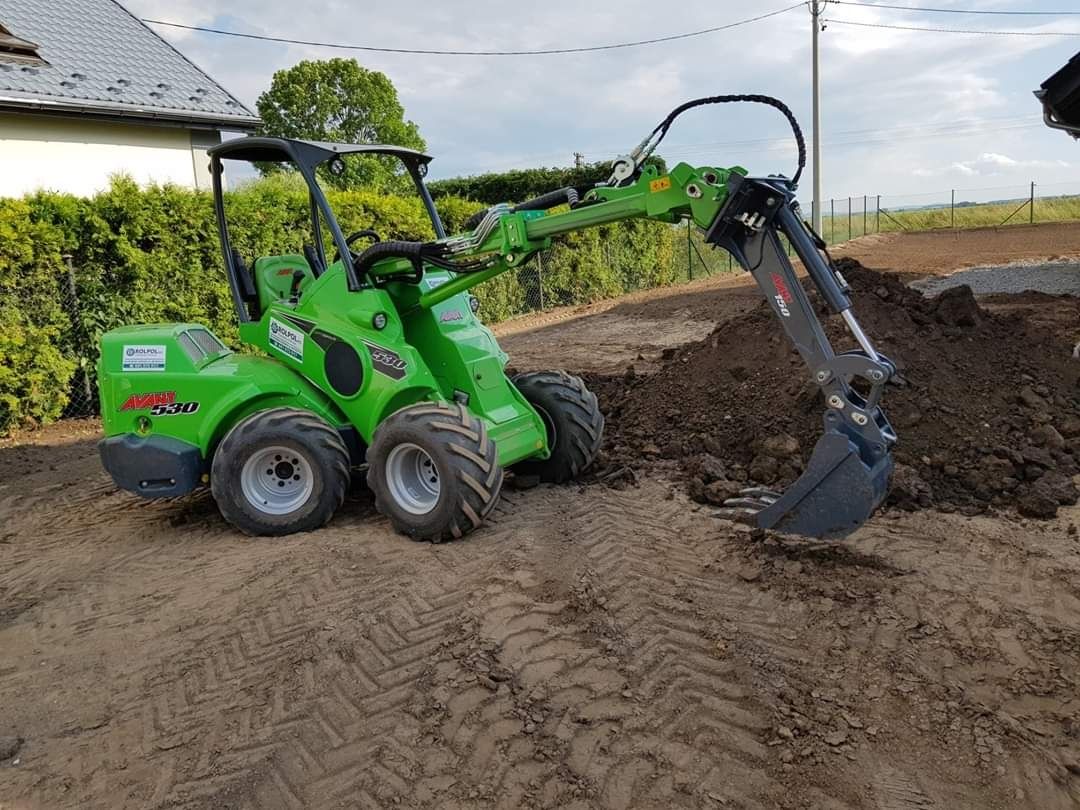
590;258;1080;518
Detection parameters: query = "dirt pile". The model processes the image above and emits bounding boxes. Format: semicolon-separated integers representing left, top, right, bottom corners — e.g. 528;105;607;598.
590;258;1080;518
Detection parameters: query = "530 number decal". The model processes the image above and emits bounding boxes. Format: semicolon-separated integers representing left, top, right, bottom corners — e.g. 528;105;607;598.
119;391;200;416
150;401;200;416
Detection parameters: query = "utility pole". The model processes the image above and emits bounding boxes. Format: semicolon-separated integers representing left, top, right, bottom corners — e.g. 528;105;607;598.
810;0;825;234
573;152;585;169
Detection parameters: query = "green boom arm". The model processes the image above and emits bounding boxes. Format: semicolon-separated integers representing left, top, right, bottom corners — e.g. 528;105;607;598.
365;160;746;310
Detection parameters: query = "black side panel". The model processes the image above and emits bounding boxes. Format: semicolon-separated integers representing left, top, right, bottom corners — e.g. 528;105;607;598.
325;341;364;397
99;434;204;498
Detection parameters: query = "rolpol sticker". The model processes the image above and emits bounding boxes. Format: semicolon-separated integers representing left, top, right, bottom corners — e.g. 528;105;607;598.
269;317;304;361
123;345;166;371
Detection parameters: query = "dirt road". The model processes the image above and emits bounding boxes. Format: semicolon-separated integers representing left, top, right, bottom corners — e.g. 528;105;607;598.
2;225;1080;809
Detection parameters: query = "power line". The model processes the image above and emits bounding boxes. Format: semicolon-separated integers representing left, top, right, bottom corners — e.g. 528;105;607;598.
141;3;806;56
825;18;1080;36
659;113;1040;152
834;1;1080;15
444;118;1044;176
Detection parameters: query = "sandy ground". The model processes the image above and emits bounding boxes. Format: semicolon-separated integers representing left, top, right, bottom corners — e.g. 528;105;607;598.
2;224;1080;809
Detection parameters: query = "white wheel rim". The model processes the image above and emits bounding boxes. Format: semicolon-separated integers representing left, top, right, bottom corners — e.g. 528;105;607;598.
240;445;314;515
385;443;441;515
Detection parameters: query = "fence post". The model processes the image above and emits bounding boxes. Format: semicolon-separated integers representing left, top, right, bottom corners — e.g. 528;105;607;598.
847;197;852;241
863;195;867;236
687;219;693;281
1030;181;1035;224
830;198;835;243
876;195;881;233
536;252;545;310
62;254;93;410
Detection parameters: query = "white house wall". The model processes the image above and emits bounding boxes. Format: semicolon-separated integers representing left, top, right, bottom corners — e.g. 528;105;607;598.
0;114;220;197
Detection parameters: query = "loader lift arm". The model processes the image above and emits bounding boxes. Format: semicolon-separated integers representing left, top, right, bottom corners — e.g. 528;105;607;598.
353;96;897;538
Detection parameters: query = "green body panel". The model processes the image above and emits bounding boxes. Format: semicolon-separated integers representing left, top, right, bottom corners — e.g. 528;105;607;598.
100;159;742;475
236;260;548;466
98;323;346;457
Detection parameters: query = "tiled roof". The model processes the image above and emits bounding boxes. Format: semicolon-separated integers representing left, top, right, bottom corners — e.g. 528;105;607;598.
0;0;259;129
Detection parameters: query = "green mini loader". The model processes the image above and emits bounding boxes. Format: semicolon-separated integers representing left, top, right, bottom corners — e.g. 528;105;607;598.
97;95;897;541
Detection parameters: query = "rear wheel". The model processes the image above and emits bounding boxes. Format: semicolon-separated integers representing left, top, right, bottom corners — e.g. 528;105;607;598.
367;402;503;542
511;371;603;483
211;408;350;536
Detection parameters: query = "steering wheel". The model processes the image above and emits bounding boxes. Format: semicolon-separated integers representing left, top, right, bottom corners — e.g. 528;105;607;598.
334;229;381;263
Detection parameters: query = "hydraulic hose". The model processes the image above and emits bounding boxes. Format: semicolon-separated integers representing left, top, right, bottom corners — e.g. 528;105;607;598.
463;186;581;231
638;94;807;187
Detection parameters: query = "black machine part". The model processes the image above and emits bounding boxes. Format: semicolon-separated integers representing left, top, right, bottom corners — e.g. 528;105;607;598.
706;174;897;539
99;433;204;498
1036;51;1080;138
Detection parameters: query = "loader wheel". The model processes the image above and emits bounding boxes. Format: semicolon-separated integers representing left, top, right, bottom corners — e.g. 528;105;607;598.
366;403;503;542
511;371;604;483
211;408;350;536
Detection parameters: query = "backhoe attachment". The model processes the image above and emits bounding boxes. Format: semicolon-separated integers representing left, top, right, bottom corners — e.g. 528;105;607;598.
707;175;896;538
348;93;897;539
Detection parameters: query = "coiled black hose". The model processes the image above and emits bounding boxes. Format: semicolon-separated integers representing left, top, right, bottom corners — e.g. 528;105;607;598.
645;94;806;186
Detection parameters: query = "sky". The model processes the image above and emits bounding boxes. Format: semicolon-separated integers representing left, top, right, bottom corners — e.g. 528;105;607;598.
124;0;1080;207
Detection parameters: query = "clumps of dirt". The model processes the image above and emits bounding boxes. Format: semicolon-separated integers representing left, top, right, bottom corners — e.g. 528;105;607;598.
589;258;1080;518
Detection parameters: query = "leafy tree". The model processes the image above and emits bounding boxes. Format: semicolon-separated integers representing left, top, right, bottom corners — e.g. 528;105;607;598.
255;59;426;190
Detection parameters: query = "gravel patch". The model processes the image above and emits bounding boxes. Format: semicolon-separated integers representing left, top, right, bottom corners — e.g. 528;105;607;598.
911;260;1080;297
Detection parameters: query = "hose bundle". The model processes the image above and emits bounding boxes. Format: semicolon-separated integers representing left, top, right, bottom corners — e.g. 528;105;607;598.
636;94;807;186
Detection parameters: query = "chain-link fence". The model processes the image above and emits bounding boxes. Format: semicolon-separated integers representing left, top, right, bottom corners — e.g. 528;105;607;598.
48;225;741;422
20;179;1080;427
815;181;1080;244
55;255;99;420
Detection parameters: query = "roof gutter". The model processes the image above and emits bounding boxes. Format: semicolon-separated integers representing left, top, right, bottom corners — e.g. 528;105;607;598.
0;95;260;131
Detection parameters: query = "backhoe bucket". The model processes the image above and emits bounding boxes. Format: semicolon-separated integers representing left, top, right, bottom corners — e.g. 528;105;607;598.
706;175;899;540
736;432;893;539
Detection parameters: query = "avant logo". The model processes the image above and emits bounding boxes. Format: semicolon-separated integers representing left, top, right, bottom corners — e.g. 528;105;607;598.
439;309;464;323
771;273;793;317
120;391;174;411
119;390;200;415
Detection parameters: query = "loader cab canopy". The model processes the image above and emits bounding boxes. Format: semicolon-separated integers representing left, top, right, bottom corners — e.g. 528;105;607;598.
208;137;445;323
1037;50;1080;137
209;138;434;173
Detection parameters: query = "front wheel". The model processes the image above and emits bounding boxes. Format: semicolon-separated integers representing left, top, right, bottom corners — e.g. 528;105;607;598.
211;408;351;536
366;403;503;542
511;371;603;483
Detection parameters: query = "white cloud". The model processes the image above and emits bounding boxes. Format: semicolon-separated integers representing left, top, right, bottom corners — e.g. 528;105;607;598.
120;0;1080;196
935;151;1071;177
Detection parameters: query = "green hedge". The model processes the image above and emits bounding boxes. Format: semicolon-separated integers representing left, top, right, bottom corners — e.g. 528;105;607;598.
427;157;668;206
0;176;675;435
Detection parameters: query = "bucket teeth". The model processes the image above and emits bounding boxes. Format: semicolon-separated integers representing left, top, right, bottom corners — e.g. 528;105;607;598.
713;488;781;525
713;432;893;540
733;487;782;502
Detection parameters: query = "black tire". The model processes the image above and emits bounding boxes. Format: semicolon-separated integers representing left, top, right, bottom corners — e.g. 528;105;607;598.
366;402;503;542
511;371;603;483
211;407;350;536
